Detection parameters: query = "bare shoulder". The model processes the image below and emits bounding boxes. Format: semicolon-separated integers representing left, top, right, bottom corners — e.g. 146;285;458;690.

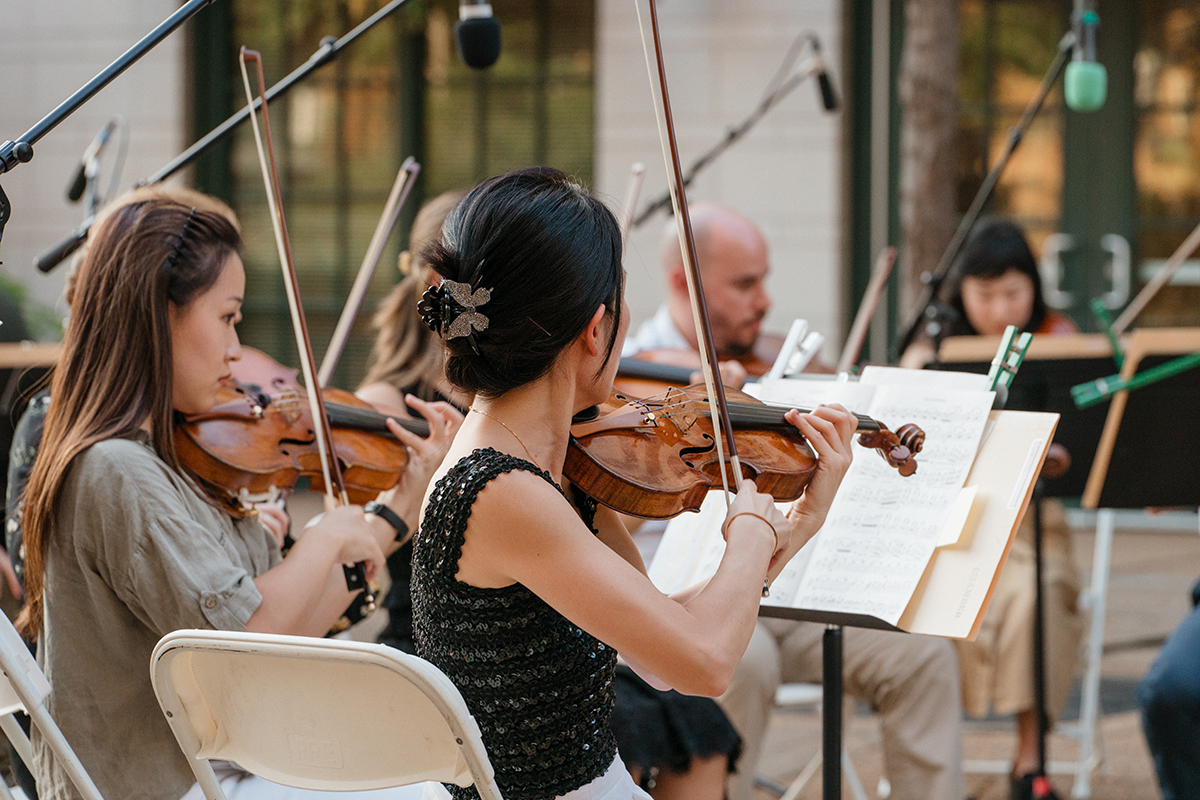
454;464;588;587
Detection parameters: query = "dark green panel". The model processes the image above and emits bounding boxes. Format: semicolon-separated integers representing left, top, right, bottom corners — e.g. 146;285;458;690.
844;0;904;364
189;0;235;201
845;0;875;350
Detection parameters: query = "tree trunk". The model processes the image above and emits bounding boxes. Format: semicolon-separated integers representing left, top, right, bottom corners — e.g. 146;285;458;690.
898;0;959;314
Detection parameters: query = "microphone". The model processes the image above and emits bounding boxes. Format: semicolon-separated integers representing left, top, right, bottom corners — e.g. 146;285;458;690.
455;1;501;70
1064;8;1107;112
66;119;116;202
808;37;839;112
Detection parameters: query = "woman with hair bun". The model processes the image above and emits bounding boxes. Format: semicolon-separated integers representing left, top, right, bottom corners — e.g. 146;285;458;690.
411;167;858;800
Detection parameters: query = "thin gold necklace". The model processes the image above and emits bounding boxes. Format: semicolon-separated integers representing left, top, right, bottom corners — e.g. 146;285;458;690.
470;407;545;474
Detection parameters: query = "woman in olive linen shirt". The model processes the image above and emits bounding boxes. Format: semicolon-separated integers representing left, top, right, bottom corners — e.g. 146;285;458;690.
17;197;457;800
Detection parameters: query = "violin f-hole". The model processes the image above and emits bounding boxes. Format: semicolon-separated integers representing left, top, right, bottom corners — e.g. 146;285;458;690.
679;433;716;466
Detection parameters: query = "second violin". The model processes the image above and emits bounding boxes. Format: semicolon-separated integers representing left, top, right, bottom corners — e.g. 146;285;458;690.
175;347;428;510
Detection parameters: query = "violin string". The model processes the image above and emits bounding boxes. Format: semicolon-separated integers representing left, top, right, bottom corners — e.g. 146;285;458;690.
630;394;876;430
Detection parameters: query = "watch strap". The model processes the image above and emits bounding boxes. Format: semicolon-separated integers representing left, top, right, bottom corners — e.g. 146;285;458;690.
364;501;409;543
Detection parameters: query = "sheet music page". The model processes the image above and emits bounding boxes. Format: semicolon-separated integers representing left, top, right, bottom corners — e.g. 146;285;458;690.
781;369;994;624
647;369;994;625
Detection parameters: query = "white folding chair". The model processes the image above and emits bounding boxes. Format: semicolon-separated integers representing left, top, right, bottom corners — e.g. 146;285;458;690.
150;629;503;800
0;613;105;800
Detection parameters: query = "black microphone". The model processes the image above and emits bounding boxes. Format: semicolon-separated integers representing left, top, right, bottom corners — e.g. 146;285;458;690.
66;120;116;203
455;1;501;70
1064;6;1106;112
36;223;91;274
808;37;839;112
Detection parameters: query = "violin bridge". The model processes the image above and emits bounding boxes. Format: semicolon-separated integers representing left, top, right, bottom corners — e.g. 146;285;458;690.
637;387;697;435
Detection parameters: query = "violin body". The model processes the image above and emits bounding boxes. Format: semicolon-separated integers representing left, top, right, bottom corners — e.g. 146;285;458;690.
175;348;419;509
566;385;818;520
567;381;925;520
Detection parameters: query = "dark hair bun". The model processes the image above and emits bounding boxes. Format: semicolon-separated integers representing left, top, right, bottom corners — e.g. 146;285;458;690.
422;167;622;398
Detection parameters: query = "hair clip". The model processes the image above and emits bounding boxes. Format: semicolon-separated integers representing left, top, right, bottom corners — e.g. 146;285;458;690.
165;207;199;273
419;278;492;341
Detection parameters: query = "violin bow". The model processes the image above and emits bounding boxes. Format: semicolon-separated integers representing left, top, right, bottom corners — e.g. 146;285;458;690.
240;49;373;602
318;156;421;387
634;0;742;499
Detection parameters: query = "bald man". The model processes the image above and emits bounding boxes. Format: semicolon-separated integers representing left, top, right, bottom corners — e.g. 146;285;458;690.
624;204;771;360
626;204;965;800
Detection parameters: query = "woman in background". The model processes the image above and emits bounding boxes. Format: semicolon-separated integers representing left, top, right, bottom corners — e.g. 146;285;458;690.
905;219;1083;800
357;189;467;654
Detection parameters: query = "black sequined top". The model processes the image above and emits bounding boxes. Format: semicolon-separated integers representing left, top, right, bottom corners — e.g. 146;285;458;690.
412;448;618;800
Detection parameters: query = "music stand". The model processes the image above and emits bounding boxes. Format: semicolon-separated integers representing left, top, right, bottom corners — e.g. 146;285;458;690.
755;607;899;800
935;333;1116;499
754;407;1057;800
936;329;1200;797
934;334;1114;794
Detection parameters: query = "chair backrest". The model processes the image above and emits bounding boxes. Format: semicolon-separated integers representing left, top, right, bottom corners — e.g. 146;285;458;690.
0;613;105;800
150;629;503;800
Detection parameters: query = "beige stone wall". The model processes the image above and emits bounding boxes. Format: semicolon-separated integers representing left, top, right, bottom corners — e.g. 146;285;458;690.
0;0;185;317
595;0;844;358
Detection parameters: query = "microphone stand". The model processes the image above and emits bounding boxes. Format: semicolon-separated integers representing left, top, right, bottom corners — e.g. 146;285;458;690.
0;0;218;258
893;30;1079;361
34;0;416;273
632;34;834;228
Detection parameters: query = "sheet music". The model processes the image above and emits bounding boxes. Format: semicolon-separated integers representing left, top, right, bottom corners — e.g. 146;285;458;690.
784;369;994;624
650;368;993;625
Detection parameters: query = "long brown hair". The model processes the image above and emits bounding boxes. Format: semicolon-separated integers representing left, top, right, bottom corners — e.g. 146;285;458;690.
18;199;241;638
359;189;467;401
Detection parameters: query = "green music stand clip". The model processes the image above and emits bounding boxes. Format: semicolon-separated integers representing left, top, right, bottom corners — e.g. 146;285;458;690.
987;325;1033;391
1089;298;1125;370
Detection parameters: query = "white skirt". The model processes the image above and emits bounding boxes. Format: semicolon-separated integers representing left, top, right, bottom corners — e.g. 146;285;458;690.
420;756;651;800
180;763;426;800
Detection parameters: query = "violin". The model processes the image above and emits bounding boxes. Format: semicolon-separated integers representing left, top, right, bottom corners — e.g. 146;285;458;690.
175;347;428;510
566;384;924;520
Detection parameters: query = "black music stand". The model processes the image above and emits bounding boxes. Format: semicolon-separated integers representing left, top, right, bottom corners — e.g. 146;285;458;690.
756;606;901;800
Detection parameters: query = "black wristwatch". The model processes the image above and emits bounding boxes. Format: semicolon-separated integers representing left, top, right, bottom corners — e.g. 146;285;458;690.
364;501;410;543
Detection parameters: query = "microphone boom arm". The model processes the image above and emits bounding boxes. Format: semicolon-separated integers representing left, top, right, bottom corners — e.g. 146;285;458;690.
632;44;833;228
0;0;217;254
35;0;415;273
893;30;1077;360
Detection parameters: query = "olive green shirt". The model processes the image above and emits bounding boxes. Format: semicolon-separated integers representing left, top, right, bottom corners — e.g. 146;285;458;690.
34;433;280;800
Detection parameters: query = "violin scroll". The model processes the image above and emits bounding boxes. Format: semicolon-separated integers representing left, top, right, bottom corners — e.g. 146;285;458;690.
856;422;925;477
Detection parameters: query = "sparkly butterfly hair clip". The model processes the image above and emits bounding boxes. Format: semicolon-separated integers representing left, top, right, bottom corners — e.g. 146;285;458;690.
419;277;493;352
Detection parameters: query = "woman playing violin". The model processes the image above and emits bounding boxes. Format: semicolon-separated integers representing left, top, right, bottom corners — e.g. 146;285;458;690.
18;197;453;800
411;167;857;800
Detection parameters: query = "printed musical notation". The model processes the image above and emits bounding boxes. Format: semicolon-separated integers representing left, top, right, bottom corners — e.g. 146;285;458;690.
760;367;994;624
649;368;994;626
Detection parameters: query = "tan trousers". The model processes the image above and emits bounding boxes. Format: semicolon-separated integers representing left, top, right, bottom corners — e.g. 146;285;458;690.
719;619;965;800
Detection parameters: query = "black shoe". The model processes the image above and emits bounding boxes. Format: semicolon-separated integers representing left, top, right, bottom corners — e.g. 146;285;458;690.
1011;772;1061;800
